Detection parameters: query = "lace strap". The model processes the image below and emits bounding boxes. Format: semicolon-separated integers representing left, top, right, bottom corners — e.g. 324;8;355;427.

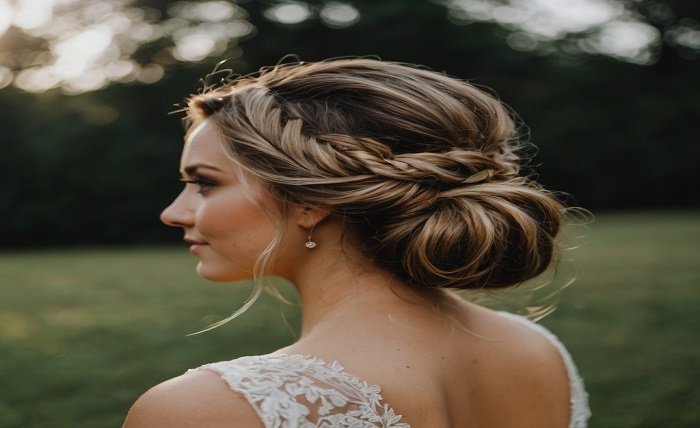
498;311;591;428
189;354;410;428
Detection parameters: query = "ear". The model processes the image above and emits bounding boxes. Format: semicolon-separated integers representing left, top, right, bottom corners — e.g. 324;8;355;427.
293;206;331;229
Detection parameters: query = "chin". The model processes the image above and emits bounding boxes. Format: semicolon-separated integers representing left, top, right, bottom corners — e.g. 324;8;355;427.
196;262;255;282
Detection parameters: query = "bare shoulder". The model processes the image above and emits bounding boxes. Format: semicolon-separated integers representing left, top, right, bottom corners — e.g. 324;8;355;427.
123;369;263;428
465;305;573;427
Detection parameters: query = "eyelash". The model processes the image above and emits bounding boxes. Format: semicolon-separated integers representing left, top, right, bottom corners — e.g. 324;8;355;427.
180;178;215;194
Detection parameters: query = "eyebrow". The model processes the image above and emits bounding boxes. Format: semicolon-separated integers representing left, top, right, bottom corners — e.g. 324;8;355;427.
181;164;224;176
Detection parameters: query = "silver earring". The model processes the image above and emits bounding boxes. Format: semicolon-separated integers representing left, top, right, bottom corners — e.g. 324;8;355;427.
305;226;317;249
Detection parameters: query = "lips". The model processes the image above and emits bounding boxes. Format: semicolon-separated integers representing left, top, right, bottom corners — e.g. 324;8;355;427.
184;237;208;254
184;237;207;245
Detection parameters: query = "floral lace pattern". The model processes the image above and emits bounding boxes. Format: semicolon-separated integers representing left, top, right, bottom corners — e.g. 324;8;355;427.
190;313;589;428
191;354;410;428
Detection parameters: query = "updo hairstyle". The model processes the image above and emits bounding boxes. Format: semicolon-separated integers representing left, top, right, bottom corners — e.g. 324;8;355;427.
185;59;566;291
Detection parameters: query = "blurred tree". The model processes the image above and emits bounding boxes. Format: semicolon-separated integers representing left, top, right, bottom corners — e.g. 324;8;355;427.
0;0;697;246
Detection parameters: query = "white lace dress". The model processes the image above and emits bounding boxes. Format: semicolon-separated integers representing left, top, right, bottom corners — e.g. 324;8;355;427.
188;313;590;428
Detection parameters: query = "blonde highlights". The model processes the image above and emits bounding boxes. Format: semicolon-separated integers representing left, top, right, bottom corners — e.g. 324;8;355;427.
185;59;566;295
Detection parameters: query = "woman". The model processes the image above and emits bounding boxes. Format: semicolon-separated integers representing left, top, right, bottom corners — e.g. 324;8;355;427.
124;59;590;427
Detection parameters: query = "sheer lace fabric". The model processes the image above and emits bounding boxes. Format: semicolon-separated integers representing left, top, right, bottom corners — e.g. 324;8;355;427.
191;354;409;427
189;313;590;428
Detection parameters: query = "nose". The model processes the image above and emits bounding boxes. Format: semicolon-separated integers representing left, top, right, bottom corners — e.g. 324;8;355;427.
160;192;194;228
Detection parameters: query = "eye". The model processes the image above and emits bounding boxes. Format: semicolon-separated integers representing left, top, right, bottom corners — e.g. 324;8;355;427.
180;178;216;194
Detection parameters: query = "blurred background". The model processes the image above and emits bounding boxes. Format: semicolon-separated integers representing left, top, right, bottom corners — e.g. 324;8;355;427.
0;0;698;427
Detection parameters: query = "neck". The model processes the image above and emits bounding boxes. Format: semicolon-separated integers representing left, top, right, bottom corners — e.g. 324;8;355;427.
276;217;456;345
288;246;448;338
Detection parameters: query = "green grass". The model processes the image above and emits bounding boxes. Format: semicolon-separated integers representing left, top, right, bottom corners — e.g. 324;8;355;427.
1;211;698;427
547;211;700;427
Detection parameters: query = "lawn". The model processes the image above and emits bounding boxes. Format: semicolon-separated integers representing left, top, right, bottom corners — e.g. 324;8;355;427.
1;211;698;427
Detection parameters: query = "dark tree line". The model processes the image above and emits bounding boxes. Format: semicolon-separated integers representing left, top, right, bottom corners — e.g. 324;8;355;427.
1;0;698;247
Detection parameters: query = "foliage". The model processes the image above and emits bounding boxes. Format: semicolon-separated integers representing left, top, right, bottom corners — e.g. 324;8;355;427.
1;211;699;427
0;0;698;245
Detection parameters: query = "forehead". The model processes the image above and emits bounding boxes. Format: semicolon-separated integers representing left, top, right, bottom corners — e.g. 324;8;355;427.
181;120;229;166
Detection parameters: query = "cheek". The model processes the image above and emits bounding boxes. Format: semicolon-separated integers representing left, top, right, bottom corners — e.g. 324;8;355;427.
194;201;277;282
198;197;276;250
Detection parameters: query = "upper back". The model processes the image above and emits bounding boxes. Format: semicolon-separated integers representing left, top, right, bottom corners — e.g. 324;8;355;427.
394;307;585;427
312;304;587;427
124;305;589;428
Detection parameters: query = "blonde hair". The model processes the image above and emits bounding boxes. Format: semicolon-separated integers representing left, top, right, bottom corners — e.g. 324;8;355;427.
185;58;566;297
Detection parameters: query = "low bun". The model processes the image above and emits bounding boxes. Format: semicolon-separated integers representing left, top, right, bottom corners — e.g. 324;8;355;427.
367;178;564;290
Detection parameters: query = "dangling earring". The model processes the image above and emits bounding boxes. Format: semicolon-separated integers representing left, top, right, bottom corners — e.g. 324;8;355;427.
305;225;317;249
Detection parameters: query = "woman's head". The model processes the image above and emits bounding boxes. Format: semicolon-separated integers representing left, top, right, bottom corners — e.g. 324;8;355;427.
178;58;566;291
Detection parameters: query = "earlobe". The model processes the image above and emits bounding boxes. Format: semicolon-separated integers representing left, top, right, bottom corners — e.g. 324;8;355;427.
295;207;328;250
295;206;330;229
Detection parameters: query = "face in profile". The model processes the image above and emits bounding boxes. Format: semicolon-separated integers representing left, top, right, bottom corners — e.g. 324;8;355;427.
160;120;277;282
